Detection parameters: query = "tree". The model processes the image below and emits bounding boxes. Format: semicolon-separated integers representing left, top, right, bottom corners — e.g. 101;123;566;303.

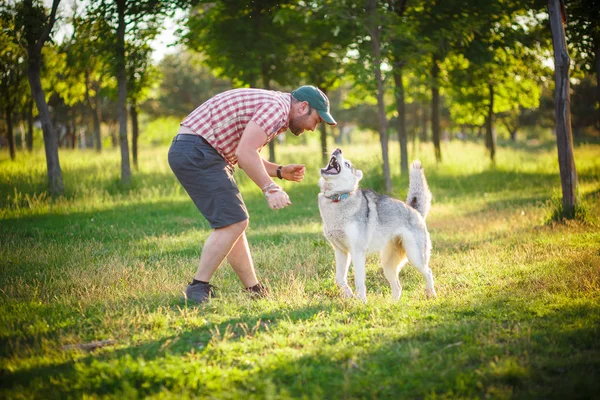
142;50;231;119
388;0;417;176
325;0;395;192
88;0;188;185
185;0;298;163
446;9;545;161
414;0;456;163
0;18;28;160
275;1;356;162
127;39;158;169
11;0;64;196
414;0;494;163
548;0;578;218
365;0;393;192
66;9;115;152
564;0;600;132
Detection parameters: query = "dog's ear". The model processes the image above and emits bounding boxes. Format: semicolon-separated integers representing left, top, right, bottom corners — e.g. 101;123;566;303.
318;177;325;190
355;169;363;181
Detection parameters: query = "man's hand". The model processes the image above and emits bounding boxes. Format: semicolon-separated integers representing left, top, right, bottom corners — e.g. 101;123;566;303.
266;189;291;210
262;183;291;210
282;164;305;182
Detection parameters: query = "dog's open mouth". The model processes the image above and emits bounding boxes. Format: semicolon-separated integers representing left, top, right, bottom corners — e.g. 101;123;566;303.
321;156;341;175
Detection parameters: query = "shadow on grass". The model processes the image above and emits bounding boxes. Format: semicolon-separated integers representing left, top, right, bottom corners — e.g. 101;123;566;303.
2;296;598;399
0;302;332;394
248;302;600;399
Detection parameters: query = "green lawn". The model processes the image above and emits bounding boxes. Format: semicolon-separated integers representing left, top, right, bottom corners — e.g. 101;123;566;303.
1;138;599;399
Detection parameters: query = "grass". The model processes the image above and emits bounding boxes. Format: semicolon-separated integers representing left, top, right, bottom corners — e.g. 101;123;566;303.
1;136;599;399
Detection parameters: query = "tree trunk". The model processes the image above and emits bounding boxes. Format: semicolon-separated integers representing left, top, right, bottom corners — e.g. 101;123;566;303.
320;122;328;163
503;121;517;142
431;53;442;163
110;122;118;148
6;109;15;160
595;42;600;132
27;57;64;196
131;102;139;170
548;0;578;218
393;65;408;176
26;97;33;152
317;86;328;162
485;82;496;163
65;115;73;148
368;0;391;193
71;113;78;149
413;104;420;143
85;72;102;152
421;104;428;142
117;0;131;185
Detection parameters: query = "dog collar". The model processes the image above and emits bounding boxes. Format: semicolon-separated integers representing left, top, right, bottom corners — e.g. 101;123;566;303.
326;193;350;202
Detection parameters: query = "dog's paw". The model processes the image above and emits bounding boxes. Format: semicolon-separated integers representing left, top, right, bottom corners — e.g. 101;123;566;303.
356;292;367;303
340;286;354;298
426;288;437;298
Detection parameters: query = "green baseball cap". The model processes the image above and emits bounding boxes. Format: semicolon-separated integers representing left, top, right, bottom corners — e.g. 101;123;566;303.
291;85;337;126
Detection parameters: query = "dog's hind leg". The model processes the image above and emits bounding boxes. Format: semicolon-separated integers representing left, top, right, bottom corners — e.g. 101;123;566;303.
404;236;437;298
334;247;353;298
381;240;407;300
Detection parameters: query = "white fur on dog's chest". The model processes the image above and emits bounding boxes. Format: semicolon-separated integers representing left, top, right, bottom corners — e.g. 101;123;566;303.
318;195;373;252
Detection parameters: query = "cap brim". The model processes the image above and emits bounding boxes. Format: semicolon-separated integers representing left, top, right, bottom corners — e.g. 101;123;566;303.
318;110;337;126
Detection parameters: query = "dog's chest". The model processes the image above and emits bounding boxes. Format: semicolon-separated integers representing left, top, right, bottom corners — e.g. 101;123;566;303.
318;196;363;250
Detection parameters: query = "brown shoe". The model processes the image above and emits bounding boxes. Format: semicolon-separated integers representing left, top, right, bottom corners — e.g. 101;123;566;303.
246;282;269;299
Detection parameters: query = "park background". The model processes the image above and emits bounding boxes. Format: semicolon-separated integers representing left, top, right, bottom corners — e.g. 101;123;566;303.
1;0;599;398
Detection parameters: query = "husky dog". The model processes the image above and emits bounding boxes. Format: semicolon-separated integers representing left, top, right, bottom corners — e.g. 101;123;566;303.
318;148;437;302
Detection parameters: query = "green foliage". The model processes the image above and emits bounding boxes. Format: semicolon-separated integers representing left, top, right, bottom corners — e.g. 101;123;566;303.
0;15;29;115
138;115;182;146
185;0;297;87
445;7;548;127
565;0;600;74
141;50;231;119
1;138;599;398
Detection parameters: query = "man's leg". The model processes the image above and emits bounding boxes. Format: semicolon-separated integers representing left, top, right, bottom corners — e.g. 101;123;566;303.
193;219;248;282
226;231;259;288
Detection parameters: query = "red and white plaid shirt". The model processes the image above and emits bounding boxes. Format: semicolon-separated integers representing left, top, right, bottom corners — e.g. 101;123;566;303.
181;89;291;165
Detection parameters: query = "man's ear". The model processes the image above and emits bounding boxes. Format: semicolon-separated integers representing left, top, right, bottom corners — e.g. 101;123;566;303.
301;101;310;114
355;169;363;181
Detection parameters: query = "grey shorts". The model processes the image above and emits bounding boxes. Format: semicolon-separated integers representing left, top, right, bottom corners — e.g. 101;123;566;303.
168;134;249;229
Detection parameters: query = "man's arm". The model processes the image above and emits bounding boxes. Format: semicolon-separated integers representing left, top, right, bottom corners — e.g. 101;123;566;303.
262;158;306;182
261;158;280;178
236;121;273;189
236;121;291;209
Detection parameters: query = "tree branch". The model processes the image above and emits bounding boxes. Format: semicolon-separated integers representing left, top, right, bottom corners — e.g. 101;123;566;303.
38;0;61;49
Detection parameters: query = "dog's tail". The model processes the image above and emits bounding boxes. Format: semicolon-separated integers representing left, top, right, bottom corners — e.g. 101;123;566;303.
406;160;432;219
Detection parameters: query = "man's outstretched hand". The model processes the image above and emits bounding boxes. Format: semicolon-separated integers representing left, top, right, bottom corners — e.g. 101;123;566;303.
282;164;305;182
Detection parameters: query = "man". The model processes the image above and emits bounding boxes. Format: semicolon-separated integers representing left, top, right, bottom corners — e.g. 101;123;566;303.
168;85;337;303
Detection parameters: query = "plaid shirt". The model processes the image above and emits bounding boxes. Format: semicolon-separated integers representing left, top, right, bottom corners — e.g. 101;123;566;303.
181;89;291;165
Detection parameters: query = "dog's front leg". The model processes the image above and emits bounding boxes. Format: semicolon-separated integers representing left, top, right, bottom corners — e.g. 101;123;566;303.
351;250;367;302
334;247;353;298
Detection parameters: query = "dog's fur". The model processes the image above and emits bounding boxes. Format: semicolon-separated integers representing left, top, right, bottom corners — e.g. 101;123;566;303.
318;148;436;301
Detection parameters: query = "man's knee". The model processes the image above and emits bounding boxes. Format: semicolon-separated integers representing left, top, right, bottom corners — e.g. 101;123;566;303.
234;218;249;232
219;218;248;235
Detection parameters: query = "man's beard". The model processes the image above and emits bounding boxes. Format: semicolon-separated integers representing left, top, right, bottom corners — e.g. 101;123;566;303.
289;113;311;136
